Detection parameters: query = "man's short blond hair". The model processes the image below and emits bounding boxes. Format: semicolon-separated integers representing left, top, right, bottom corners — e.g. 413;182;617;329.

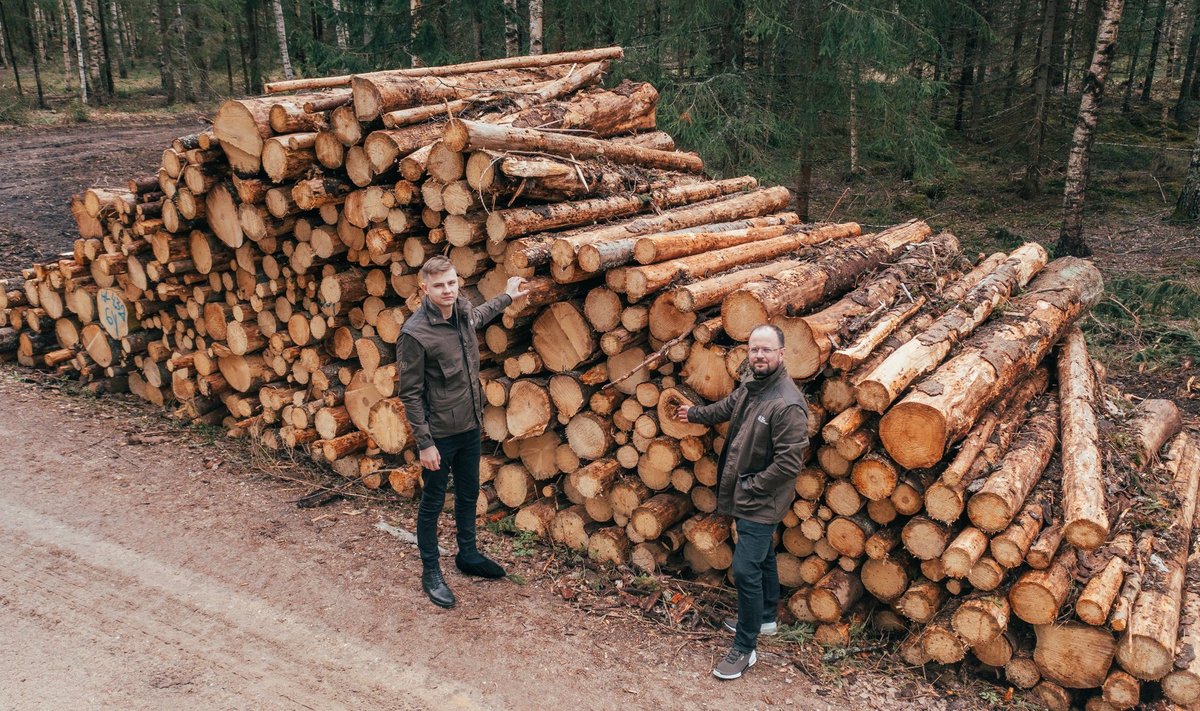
419;255;455;282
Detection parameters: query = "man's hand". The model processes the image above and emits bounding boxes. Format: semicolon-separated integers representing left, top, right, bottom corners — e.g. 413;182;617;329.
420;445;442;471
505;276;530;301
673;405;691;423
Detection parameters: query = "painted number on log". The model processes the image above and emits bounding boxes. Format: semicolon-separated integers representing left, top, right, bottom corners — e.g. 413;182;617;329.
98;288;129;339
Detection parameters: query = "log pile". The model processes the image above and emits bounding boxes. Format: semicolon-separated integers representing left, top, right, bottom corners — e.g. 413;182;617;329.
2;45;1198;708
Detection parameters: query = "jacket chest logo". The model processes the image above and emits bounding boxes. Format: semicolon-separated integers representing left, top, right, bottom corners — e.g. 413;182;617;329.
756;415;769;425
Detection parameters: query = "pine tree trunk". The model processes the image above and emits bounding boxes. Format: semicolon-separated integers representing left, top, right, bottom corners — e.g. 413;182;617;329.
1142;0;1171;101
245;0;262;93
0;8;8;71
1172;116;1200;220
955;1;979;131
1056;0;1125;257
173;1;192;102
1174;0;1200;122
1123;0;1150;112
270;0;293;80
155;0;172;103
1006;0;1033;105
82;0;103;100
528;0;542;55
92;0;113;93
409;0;422;67
1023;0;1061;198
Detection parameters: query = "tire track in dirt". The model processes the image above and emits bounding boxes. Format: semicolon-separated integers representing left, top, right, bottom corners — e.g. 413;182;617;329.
0;494;491;710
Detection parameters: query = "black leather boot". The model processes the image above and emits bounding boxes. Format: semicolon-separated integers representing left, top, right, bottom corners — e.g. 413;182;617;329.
455;551;506;579
421;567;456;608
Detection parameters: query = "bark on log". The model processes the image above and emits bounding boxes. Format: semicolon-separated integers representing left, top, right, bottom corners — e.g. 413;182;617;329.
880;257;1104;469
721;220;933;341
967;400;1059;534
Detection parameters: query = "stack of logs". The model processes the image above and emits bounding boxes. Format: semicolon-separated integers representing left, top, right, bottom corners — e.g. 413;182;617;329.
2;45;1197;710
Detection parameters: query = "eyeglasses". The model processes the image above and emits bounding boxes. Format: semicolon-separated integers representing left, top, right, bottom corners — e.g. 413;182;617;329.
748;347;782;356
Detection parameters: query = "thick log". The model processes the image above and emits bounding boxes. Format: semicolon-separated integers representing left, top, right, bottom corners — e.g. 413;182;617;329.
952;593;1010;646
880;257;1104;469
506;378;555;439
941;527;990;579
1010;546;1077;625
1117;435;1200;680
896;577;948;624
631;492;692;540
352;66;566;121
721;219;933;341
861;554;912;602
854;243;1047;413
1034;621;1118;689
808;568;863;622
531;301;596;373
443;118;705;173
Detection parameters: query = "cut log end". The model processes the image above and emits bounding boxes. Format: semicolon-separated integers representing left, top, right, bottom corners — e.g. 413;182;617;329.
879;402;947;470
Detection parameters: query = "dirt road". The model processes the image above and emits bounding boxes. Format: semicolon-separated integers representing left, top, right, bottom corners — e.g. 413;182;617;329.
1;371;970;710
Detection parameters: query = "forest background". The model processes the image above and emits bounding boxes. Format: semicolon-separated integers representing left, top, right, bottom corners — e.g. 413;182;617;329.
0;0;1198;409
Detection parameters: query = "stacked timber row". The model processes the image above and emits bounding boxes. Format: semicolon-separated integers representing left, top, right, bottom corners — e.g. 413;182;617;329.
1;45;1197;709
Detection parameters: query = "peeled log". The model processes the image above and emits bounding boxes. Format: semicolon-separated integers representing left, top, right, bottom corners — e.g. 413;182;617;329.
966;399;1059;533
1117;435;1200;680
1033;622;1117;689
880;257;1103;469
721;219;933;341
776;231;962;379
1057;326;1108;550
854;242;1047;413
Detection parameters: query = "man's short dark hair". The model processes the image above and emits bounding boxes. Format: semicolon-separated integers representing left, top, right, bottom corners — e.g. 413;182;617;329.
419;255;455;282
750;324;785;348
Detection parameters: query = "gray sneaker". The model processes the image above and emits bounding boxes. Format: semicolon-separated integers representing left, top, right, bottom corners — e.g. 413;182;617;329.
712;648;757;680
722;617;778;636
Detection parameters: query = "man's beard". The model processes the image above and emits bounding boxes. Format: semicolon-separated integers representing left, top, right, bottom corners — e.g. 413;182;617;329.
752;361;779;379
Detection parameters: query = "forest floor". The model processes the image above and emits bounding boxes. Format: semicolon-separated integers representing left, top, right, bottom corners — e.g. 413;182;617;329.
0;107;1195;709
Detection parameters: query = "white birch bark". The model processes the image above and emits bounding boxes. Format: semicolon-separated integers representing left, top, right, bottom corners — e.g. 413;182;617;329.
528;0;542;55
66;0;87;103
270;0;293;80
503;0;518;57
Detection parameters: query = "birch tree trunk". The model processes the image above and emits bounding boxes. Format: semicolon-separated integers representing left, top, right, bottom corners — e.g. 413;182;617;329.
0;9;8;70
529;0;543;55
409;0;422;67
67;0;86;102
504;0;518;57
32;3;45;63
57;0;72;87
330;0;347;50
270;0;293;80
1056;0;1126;257
82;0;104;100
108;0;126;78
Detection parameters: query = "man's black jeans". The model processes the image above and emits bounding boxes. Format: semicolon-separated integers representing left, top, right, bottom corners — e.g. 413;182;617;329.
417;428;482;570
732;518;780;653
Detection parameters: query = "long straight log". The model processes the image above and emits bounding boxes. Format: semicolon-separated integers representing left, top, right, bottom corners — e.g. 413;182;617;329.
264;46;624;92
444;118;704;173
721;219;933;341
1056;325;1108;550
1117;435;1200;680
967;399;1059;534
624;221;862;302
879;257;1104;469
854;242;1048;414
485;177;758;242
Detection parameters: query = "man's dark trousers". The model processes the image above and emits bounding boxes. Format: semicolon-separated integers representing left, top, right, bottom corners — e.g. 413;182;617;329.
732;518;780;653
417;428;482;569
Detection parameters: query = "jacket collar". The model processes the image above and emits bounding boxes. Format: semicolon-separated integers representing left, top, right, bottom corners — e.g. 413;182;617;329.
421;295;461;325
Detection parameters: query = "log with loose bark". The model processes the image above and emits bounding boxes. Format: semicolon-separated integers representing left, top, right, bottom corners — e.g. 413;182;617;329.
1163;511;1200;704
1116;435;1200;680
1033;621;1118;689
966;399;1059;534
486;177;758;243
443;118;705;173
1077;534;1134;626
879;257;1104;470
776;231;963;379
854;242;1047;413
352;66;569;121
721;220;933;341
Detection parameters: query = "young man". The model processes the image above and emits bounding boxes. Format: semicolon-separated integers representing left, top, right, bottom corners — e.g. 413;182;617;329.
674;324;809;679
396;255;528;609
